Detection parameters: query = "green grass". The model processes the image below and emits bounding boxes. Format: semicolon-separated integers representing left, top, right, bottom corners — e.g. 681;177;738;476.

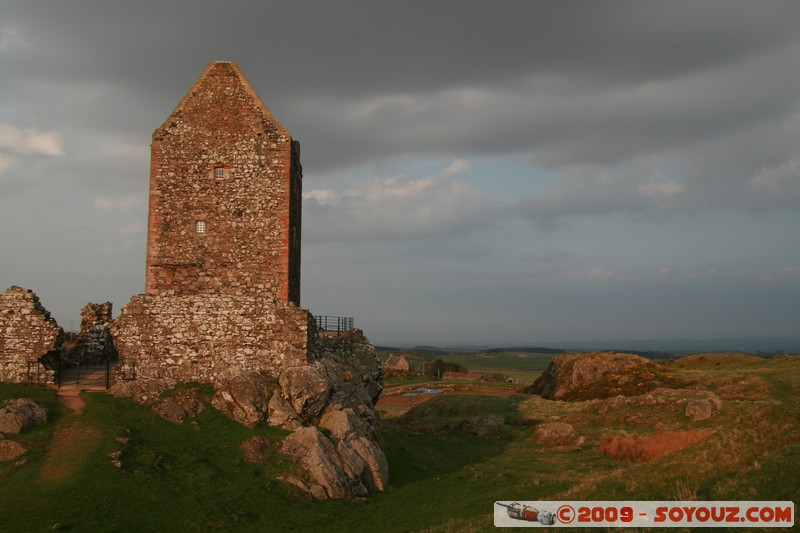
1;353;798;532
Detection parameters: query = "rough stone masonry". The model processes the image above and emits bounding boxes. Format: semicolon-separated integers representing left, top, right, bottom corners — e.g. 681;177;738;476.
0;286;62;383
111;61;309;387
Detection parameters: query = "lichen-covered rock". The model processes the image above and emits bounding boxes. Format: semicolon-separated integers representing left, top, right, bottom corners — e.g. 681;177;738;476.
320;407;389;492
278;366;331;421
280;426;349;499
319;407;364;441
0;438;26;462
0;398;48;434
270;330;388;499
155;389;205;424
211;372;272;428
266;393;303;430
534;420;577;445
685;396;722;422
528;352;666;400
341;437;388;493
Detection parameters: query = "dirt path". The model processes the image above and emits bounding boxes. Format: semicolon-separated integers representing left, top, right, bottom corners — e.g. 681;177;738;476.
57;391;85;414
38;391;100;482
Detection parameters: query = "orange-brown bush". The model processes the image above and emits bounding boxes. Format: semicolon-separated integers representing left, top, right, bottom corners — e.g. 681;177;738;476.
599;430;711;462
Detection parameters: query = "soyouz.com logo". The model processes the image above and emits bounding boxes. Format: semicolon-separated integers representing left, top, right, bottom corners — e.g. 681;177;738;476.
494;501;795;527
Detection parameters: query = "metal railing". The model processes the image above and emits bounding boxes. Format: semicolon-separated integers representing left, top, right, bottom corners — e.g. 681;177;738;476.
26;361;56;387
314;315;354;335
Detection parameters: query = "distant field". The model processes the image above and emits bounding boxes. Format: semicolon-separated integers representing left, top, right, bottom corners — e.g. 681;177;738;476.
377;348;555;377
1;353;798;531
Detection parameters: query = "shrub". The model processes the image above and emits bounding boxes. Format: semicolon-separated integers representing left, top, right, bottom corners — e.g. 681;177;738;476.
599;430;711;462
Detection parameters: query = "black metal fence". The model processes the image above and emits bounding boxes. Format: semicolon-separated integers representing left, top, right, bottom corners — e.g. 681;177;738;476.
58;362;111;390
26;361;56;387
314;315;354;335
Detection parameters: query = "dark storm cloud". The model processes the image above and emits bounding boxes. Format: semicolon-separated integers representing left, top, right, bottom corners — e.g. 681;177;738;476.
5;1;799;170
3;0;800;343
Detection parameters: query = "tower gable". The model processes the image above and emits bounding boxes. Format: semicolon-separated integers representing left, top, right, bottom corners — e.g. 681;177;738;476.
145;62;301;304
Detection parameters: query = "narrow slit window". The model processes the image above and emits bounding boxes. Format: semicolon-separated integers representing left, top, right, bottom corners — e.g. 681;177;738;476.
195;220;206;233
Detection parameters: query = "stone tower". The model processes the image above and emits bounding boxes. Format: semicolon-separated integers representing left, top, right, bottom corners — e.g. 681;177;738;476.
145;62;302;305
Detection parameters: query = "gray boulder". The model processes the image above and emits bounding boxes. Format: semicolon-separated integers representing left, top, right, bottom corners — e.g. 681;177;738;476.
0;398;48;434
685;395;722;421
320;407;389;493
534;420;577;445
211;372;272;428
279;365;332;421
266;393;303;430
336;436;388;493
280;426;349;499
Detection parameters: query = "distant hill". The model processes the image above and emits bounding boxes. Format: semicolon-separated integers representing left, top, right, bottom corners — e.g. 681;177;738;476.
378;337;800;355
486;347;566;355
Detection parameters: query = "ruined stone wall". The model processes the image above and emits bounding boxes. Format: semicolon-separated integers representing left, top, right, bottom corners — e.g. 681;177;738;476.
0;286;63;383
61;301;116;364
109;293;311;388
145;62;302;305
79;302;112;335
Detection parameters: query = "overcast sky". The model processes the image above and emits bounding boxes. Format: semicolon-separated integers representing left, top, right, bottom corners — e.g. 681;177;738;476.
2;1;799;346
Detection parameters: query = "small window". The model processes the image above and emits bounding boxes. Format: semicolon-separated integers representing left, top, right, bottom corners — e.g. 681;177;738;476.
195;220;206;233
212;164;230;181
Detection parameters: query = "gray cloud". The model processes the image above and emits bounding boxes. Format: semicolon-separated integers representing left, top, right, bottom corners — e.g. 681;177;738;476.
2;1;800;343
304;159;502;241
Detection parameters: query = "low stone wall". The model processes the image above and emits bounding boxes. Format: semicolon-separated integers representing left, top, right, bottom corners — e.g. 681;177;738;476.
0;286;63;383
109;292;312;388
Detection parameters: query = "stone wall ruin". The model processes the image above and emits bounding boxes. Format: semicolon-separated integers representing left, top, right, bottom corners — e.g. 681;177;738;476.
0;286;62;384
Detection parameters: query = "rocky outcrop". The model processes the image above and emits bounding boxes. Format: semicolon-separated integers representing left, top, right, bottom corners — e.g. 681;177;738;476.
211;372;272;428
280;427;351;499
266;393;303;430
319;407;389;493
594;388;723;424
279;411;388;499
279;366;331;420
271;330;387;498
0;398;48;434
527;352;672;400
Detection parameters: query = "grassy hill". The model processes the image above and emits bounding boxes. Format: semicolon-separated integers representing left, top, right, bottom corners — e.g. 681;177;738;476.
0;353;798;531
